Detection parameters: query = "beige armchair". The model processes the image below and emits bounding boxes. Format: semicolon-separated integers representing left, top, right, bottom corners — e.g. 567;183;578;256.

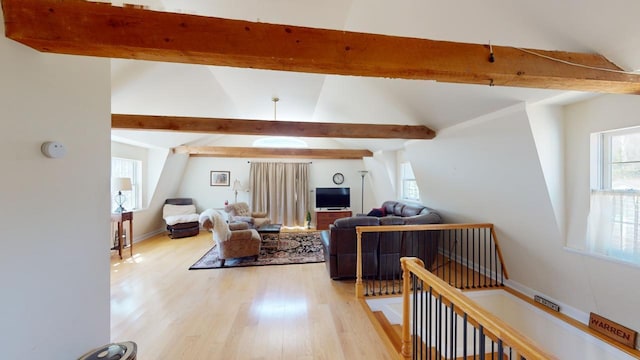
199;209;261;267
224;202;270;228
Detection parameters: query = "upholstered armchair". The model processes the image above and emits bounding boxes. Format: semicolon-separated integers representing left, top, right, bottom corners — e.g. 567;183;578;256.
224;202;270;228
199;209;261;267
162;198;200;238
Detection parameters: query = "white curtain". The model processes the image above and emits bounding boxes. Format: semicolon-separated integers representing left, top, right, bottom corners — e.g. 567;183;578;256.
587;190;640;261
586;191;616;254
250;162;309;226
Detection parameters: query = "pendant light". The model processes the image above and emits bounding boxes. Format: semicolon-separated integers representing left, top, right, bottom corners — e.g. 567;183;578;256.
273;96;279;120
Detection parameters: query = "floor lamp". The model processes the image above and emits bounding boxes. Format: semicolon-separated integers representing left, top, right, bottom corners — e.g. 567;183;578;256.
358;170;368;214
232;179;242;203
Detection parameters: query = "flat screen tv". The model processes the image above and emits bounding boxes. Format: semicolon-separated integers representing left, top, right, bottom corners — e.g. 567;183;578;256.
315;187;350;209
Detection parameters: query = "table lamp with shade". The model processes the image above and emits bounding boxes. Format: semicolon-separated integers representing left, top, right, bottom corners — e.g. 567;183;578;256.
112;177;132;213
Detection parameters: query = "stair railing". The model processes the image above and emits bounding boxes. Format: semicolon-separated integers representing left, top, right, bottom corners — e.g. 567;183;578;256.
356;223;508;298
400;257;556;360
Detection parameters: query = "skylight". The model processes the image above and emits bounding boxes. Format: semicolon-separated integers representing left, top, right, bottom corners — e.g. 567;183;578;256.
253;137;308;148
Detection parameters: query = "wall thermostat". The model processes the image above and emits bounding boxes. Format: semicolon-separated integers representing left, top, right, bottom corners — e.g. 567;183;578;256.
41;141;66;158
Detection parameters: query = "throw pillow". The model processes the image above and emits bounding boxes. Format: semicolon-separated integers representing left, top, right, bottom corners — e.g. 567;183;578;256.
367;208;384;217
367;208;385;217
235;203;251;216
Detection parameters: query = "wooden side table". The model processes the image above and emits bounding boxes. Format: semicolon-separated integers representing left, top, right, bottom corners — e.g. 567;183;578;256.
111;211;133;259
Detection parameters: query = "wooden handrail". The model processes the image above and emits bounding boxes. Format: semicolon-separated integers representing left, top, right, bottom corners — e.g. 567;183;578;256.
400;257;557;360
491;226;510;279
356;223;495;233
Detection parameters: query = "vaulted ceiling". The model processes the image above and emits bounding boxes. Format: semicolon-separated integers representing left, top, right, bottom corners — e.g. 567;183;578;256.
6;0;640;153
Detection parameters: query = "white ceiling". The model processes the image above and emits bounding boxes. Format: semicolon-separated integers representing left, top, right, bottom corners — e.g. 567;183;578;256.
110;0;640;151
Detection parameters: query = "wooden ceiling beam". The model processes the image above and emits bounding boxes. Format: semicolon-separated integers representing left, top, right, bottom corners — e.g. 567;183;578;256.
173;146;373;159
112;114;435;139
3;0;640;94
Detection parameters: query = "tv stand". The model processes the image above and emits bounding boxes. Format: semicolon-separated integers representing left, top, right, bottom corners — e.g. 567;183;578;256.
316;209;352;230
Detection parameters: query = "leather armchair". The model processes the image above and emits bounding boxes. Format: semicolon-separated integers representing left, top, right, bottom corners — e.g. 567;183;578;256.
163;198;200;238
199;210;261;267
224;202;270;228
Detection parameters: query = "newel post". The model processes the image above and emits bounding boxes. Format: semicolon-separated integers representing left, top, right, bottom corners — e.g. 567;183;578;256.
355;227;364;298
400;257;413;359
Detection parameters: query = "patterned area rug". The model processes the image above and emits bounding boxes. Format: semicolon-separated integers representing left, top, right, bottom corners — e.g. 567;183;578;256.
189;231;325;270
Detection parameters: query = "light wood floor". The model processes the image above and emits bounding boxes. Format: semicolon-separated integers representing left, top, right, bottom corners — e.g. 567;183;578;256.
110;231;394;360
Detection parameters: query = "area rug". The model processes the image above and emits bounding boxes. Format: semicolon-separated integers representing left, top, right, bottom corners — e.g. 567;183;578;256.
189;231;324;270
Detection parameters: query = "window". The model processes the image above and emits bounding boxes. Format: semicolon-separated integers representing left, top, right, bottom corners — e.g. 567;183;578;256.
588;127;640;263
400;162;420;201
111;157;142;211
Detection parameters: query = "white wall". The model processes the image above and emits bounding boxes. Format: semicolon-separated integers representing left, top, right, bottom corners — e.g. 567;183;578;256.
110;142;175;240
178;157;253;211
527;104;565;237
147;147;170;201
136;152;190;238
366;151;396;206
403;104;640;333
109;142;193;240
0;9;111;359
177;157;373;224
564;94;640;331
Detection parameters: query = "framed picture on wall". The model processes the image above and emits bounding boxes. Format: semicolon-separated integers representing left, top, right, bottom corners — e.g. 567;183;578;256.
210;171;230;186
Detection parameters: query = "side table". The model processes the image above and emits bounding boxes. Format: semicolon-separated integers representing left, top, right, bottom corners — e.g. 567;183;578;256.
111;211;133;259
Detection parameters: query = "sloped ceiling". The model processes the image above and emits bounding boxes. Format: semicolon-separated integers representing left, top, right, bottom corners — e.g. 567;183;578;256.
110;0;640;150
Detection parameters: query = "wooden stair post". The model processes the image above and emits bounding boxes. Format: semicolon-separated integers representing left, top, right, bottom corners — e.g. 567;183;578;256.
401;257;424;359
355;228;364;298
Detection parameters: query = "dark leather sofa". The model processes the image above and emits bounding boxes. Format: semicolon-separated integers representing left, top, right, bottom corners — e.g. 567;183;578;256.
319;200;442;279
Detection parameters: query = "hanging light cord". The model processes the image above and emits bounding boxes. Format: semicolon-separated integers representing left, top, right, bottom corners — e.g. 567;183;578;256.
512;46;638;75
487;39;637;75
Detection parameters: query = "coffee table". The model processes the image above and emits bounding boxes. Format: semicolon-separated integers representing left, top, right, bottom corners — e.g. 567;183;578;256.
257;224;282;249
